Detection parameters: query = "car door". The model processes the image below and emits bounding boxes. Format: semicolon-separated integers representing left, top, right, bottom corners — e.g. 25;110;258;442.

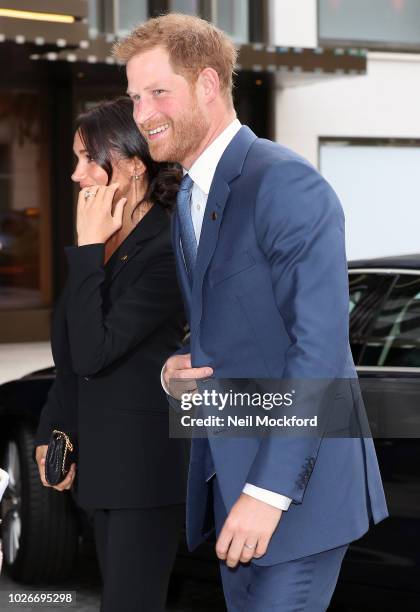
349;270;396;365
357;272;420;438
344;270;420;603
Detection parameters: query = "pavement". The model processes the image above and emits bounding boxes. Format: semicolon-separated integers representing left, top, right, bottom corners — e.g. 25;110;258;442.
0;547;227;612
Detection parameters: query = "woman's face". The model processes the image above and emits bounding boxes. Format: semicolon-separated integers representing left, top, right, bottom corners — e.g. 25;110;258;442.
72;130;144;199
71;131;109;188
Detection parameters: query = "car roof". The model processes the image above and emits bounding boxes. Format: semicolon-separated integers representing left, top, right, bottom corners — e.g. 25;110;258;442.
348;254;420;270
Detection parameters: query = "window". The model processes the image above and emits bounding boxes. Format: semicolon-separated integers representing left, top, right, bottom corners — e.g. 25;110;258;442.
0;145;11;215
319;139;420;261
318;0;420;49
0;92;50;314
214;0;249;44
87;0;100;36
117;0;148;35
169;0;249;43
170;0;199;13
87;1;148;36
88;0;250;43
349;272;395;364
359;274;420;367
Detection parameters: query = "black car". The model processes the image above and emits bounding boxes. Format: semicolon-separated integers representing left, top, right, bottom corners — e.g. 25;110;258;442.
0;367;80;584
1;255;420;609
332;255;420;609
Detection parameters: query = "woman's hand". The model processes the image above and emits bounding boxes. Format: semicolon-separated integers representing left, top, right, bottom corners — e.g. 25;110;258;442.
35;444;76;492
77;183;127;246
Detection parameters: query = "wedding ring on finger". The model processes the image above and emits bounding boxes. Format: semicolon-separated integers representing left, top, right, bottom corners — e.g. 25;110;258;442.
244;543;256;550
83;187;97;200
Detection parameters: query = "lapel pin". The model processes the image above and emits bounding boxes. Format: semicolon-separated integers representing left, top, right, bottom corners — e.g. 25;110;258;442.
211;211;218;221
120;254;128;262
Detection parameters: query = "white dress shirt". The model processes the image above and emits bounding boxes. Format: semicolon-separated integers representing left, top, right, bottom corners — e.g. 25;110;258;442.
163;118;291;512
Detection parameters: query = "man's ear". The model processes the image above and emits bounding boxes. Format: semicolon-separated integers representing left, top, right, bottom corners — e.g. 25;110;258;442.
197;67;220;103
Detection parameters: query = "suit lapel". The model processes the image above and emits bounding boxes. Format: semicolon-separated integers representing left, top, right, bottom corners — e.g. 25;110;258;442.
190;126;258;333
105;204;168;287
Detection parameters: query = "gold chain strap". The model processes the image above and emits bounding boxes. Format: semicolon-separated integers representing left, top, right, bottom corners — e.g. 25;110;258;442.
52;430;74;476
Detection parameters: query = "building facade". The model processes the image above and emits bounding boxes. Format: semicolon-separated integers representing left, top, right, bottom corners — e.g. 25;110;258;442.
2;0;416;343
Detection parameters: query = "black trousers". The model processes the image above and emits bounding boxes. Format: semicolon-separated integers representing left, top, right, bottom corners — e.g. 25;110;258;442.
93;505;185;612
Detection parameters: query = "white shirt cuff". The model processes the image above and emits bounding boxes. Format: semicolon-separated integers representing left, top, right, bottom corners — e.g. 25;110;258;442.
243;483;292;511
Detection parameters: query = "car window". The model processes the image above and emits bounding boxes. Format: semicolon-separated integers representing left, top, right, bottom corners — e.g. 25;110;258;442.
359;274;420;367
348;272;395;364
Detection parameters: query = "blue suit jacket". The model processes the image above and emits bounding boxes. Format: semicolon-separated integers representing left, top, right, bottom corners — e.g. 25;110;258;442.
172;126;388;564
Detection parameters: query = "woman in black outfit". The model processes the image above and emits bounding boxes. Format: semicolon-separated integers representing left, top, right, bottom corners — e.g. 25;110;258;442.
34;97;187;612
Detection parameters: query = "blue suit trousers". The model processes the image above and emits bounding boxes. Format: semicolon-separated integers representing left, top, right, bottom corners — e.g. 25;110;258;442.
213;477;348;612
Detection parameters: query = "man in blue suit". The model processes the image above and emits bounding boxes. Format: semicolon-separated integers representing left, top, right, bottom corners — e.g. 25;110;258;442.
116;13;388;611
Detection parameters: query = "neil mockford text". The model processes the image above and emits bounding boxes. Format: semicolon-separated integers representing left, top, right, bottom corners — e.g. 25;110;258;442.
179;414;318;428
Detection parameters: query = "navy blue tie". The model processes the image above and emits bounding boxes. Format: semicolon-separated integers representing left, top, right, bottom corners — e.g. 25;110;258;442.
177;174;197;283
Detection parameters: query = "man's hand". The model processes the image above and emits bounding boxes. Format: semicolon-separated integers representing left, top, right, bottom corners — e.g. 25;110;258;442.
35;444;76;492
163;353;213;399
216;493;282;568
77;183;127;246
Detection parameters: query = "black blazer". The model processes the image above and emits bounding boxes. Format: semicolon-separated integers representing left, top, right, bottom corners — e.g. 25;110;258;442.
35;204;188;509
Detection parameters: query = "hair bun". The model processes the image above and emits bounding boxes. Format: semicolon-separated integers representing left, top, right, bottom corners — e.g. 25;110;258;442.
147;163;182;211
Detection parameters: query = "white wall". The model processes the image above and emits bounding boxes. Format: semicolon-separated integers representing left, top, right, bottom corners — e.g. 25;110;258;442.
268;0;317;48
275;53;420;166
274;53;420;259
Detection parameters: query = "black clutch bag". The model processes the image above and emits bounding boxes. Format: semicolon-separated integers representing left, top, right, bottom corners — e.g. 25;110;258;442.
45;430;75;486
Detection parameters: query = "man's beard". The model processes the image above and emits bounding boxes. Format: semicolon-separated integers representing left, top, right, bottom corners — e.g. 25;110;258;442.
141;101;209;165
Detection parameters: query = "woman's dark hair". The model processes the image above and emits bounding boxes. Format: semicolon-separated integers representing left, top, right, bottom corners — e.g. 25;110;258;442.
74;97;181;213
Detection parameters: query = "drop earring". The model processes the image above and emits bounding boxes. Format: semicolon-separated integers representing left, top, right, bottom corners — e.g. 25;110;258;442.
133;170;139;203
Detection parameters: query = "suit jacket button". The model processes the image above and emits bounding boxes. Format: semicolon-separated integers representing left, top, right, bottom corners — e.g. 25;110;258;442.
84;376;90;381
